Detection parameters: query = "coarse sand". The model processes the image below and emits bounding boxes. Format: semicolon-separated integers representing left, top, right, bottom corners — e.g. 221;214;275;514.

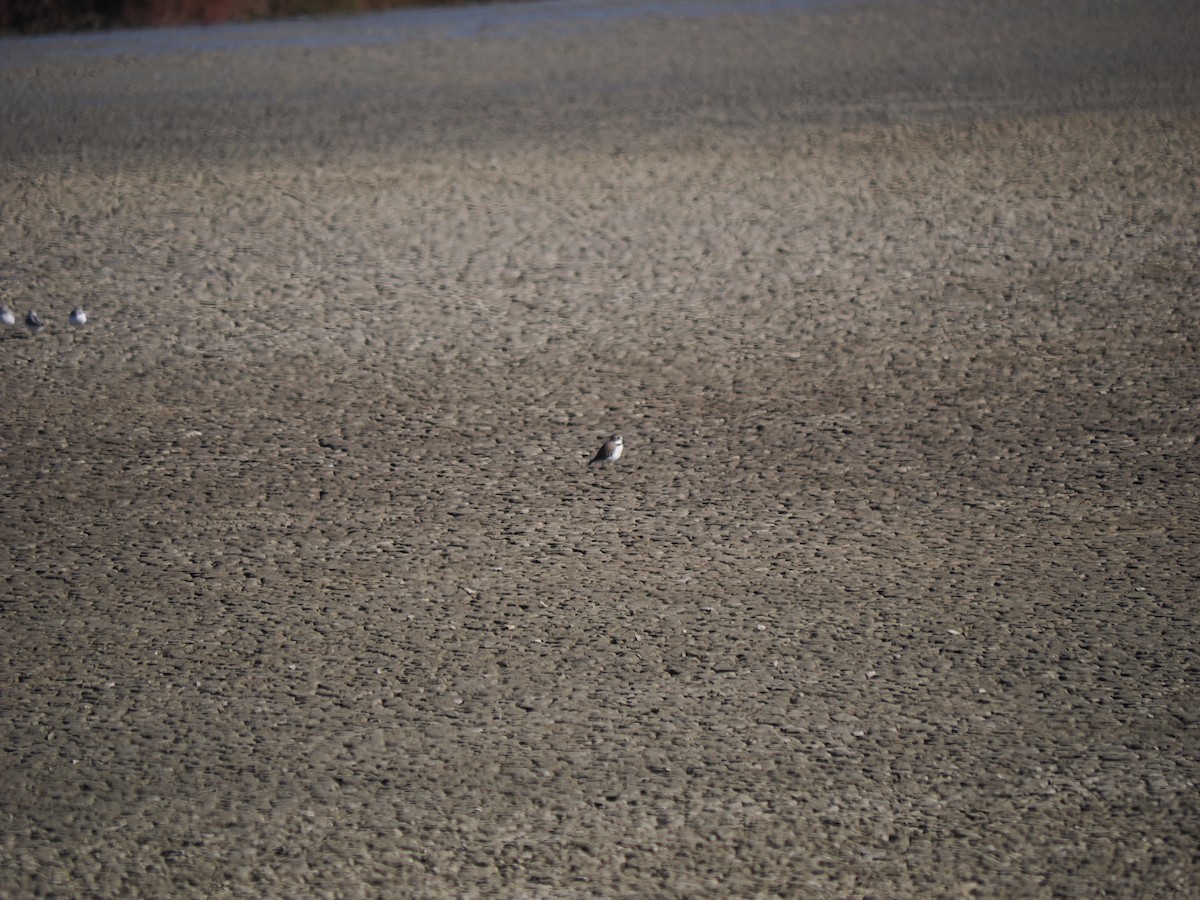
1;0;1198;895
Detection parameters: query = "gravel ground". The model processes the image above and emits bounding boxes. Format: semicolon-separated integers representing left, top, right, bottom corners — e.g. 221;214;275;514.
1;0;1198;896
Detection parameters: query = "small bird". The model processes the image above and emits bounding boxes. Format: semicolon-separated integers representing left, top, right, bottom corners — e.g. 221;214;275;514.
0;306;14;326
25;310;45;334
69;306;87;326
589;433;624;466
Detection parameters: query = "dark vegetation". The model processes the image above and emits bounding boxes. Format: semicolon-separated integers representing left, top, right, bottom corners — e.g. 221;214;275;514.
1;0;499;33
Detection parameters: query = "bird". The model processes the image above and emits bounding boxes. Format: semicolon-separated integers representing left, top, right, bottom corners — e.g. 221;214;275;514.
0;306;14;326
25;310;45;334
589;433;624;466
69;306;87;326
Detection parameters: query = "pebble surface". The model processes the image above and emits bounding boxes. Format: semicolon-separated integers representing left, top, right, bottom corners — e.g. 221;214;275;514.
1;0;1198;895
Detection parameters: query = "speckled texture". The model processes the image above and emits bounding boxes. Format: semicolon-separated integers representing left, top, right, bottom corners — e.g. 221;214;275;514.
2;0;1198;896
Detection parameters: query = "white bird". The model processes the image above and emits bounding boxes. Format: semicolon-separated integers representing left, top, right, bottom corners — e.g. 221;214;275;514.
25;310;45;334
0;306;14;326
589;434;624;466
69;306;88;326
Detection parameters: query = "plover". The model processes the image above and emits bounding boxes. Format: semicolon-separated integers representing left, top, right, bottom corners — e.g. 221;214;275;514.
0;306;14;326
25;310;45;334
69;306;88;326
589;433;624;466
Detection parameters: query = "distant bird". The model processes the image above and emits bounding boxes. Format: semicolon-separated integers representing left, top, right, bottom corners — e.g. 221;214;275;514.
1;306;14;326
589;433;624;466
69;306;87;326
25;310;45;334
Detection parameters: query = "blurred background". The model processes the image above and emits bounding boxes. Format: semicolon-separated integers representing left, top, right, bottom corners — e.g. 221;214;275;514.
1;0;499;32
